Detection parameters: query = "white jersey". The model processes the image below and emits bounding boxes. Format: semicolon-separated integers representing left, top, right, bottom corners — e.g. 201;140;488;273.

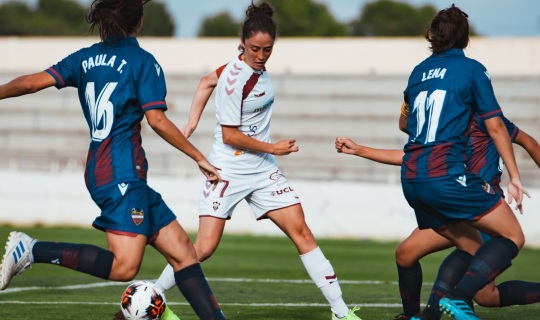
208;55;277;173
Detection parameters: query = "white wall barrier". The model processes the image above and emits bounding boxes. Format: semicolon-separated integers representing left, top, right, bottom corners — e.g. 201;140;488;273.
1;37;539;76
2;169;540;247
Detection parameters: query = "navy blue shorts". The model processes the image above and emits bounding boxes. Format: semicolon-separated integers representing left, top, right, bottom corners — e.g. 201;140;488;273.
91;180;176;241
402;173;502;229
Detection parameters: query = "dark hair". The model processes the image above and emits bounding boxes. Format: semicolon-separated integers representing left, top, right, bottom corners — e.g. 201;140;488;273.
86;0;150;43
424;4;469;54
239;2;277;52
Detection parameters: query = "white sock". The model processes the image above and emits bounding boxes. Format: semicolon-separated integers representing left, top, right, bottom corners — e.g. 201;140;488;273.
155;263;176;292
300;247;349;318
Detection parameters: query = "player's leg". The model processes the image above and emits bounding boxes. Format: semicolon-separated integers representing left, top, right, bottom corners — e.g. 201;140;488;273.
154;174;231;293
403;178;483;320
0;230;119;290
154;216;227;296
152;219;225;320
395;228;453;319
439;200;524;318
149;186;226;320
491;280;540;307
194;216;227;262
409;223;482;320
0;181;154;290
472;281;499;307
267;204;361;320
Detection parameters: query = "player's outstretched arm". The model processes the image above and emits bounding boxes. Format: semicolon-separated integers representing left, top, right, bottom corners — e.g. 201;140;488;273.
335;137;404;166
485;116;529;212
515;130;540;169
0;71;56;100
181;71;218;138
145;109;221;183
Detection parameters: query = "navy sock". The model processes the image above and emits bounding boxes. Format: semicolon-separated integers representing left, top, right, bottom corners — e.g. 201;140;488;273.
426;249;472;315
174;263;226;320
32;241;113;279
397;262;422;317
497;280;540;306
457;237;519;299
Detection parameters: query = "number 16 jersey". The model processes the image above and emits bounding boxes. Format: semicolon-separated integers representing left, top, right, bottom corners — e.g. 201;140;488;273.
45;37;168;193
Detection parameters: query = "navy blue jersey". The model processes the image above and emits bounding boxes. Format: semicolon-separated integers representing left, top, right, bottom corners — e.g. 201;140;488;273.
401;49;503;181
467;115;519;195
45;37;167;193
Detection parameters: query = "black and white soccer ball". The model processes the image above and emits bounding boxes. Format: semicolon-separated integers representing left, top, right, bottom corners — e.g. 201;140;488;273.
120;281;167;319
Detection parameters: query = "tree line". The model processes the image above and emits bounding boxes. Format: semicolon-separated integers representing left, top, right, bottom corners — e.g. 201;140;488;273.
0;0;475;37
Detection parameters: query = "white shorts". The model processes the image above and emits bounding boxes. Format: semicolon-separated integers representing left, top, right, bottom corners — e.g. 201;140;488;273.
198;167;301;220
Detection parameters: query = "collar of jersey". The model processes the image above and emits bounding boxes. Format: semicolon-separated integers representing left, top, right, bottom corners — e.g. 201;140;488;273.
237;54;265;74
433;48;465;58
103;36;139;47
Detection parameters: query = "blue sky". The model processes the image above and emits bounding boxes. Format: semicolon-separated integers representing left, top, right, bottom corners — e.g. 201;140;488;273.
163;0;540;37
2;0;540;37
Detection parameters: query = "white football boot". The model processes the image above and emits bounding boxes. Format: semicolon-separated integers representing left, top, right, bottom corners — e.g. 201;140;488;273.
0;231;36;290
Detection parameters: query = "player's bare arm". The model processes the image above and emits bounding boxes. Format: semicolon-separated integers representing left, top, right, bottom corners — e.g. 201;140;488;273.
335;137;404;166
515;130;540;169
0;71;56;99
398;101;409;132
222;126;298;155
145;109;221;183
182;71;219;138
485;116;529;211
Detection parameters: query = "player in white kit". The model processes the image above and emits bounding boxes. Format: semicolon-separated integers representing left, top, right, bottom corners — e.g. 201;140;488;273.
154;2;362;320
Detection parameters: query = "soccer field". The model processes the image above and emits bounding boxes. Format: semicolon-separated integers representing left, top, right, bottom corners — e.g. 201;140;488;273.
1;226;539;319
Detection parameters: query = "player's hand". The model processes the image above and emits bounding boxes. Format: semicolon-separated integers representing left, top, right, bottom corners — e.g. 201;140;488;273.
507;178;530;214
272;139;299;155
181;124;196;139
197;158;221;189
335;137;358;155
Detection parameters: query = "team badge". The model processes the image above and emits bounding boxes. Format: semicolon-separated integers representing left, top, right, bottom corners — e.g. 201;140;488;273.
131;208;144;225
213;201;220;211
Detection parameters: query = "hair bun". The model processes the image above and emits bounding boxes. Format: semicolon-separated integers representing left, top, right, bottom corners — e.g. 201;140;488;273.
246;2;274;19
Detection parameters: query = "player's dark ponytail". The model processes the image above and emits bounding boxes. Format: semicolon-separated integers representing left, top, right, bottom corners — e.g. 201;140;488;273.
86;0;150;44
239;2;277;52
424;4;469;54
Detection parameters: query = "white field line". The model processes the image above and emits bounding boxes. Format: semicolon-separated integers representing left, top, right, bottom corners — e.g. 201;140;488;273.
0;300;403;308
0;277;427;308
0;278;406;294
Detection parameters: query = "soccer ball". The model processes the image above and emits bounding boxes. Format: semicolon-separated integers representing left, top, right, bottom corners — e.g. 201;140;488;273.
120;281;167;319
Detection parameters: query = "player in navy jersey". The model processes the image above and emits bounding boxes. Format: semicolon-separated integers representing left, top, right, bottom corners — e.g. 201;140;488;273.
336;112;540;320
0;1;226;319
146;3;362;320
398;5;528;320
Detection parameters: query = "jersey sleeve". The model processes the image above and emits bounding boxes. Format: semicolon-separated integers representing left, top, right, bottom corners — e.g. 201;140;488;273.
138;55;167;112
216;65;243;127
502;115;520;142
216;64;227;78
471;62;502;121
45;50;81;89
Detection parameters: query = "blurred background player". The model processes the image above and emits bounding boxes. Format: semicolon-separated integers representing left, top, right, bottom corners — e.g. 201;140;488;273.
336;110;540;319
151;2;362;320
395;4;528;320
0;0;225;319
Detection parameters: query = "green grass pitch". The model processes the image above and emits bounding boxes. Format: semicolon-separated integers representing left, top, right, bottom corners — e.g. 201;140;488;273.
0;225;539;319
